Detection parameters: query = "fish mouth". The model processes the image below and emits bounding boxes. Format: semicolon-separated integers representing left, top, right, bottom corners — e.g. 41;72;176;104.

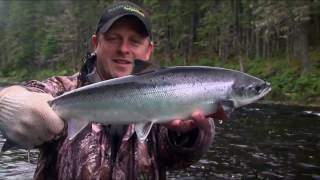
252;81;271;101
260;82;272;95
246;81;271;95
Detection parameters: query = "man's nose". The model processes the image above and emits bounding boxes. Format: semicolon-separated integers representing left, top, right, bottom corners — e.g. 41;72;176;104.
119;40;130;54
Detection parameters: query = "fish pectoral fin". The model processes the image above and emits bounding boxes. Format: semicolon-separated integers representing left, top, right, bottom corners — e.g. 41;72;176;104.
135;121;154;142
220;100;235;118
67;118;89;140
1;139;19;152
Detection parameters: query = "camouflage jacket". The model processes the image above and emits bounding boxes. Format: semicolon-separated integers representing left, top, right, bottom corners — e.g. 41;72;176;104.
25;73;215;180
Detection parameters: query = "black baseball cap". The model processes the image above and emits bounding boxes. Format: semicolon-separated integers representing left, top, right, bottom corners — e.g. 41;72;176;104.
96;1;152;39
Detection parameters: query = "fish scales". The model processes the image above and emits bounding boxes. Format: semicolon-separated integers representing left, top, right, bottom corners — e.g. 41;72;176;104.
53;68;230;123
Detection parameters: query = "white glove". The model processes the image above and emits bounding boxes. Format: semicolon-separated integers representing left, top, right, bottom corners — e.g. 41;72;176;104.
0;86;64;149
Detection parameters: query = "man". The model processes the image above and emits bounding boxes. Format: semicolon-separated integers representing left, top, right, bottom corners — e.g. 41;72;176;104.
0;1;216;179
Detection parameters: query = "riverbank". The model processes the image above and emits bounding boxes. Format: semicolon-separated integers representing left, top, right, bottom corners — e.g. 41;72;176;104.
258;100;320;109
0;77;21;86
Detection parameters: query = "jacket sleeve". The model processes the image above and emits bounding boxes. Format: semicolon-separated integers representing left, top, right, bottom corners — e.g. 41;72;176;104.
157;119;215;169
23;73;80;96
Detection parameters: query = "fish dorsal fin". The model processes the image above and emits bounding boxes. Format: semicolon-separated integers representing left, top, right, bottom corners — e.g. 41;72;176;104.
1;139;19;152
133;59;159;74
135;121;154;142
67;118;89;140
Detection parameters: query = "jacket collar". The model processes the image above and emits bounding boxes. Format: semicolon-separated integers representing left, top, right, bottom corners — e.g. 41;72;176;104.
86;67;102;84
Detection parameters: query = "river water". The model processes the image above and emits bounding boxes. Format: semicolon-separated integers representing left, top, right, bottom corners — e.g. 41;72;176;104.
0;98;319;179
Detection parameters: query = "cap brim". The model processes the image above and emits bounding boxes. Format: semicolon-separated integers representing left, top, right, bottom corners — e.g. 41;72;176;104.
98;13;150;37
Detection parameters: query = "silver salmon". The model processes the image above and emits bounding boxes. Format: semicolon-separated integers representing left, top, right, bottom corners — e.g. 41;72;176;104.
49;66;271;141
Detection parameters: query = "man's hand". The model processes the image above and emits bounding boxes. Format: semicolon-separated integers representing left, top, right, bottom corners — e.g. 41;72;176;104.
164;111;209;133
164;106;226;133
0;86;64;149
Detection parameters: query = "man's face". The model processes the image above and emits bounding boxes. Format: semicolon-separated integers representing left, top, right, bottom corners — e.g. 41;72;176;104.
92;16;153;79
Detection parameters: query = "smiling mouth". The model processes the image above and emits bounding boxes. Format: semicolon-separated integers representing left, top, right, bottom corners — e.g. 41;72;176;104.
113;59;132;64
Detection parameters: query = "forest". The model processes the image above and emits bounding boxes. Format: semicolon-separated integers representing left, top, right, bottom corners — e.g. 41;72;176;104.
0;0;319;105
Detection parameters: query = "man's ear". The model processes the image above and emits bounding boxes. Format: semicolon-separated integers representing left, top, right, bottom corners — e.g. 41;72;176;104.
91;34;98;49
144;41;154;60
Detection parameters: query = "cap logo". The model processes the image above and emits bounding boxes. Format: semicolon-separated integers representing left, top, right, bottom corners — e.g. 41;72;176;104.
123;5;145;17
108;4;145;18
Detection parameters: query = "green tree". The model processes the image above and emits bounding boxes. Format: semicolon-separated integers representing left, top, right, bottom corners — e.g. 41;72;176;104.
0;1;11;71
4;1;37;76
253;0;315;74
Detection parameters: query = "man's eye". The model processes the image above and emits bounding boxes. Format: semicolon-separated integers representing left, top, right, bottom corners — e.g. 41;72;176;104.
131;38;143;45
